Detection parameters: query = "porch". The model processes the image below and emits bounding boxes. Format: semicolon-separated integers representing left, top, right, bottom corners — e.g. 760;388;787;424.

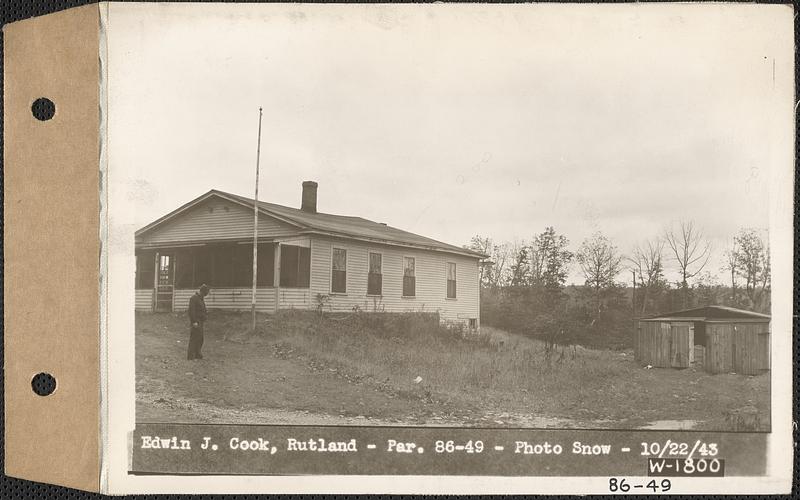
135;239;312;313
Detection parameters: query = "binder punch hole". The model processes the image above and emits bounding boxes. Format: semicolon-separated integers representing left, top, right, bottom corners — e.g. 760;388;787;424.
31;97;55;121
31;372;56;396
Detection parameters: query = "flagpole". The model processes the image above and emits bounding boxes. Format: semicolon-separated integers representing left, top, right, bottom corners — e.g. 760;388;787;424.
251;107;263;333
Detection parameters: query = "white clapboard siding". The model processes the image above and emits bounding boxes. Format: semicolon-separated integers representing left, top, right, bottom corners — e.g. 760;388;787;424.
168;288;313;312
309;236;480;325
173;288;277;312
278;288;312;309
140;198;296;245
135;289;154;311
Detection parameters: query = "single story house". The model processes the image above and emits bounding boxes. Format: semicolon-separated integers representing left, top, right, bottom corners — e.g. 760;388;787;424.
135;181;485;328
634;305;770;375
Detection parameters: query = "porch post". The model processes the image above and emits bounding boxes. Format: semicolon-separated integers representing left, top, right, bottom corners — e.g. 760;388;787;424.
171;253;177;312
152;252;159;313
273;243;281;312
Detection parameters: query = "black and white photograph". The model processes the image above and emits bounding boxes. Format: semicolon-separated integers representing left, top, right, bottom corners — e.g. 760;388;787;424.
124;3;786;435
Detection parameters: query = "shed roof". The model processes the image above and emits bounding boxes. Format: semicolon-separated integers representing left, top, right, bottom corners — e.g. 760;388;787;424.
135;189;487;259
640;305;770;322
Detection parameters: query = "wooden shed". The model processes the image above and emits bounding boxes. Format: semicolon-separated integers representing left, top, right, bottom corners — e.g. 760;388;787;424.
634;306;770;375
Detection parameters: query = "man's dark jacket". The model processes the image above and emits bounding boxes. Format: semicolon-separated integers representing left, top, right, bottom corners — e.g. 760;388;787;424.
188;292;207;325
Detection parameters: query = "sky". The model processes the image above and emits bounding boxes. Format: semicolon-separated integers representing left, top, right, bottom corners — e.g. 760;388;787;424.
107;3;793;285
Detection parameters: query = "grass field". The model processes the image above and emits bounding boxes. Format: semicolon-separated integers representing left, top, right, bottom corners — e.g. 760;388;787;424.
136;310;770;430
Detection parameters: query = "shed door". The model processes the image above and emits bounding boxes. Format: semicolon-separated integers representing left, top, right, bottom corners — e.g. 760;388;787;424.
670;322;692;368
155;253;174;312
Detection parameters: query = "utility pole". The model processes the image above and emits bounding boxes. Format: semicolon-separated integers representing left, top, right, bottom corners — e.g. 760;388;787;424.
251;107;263;333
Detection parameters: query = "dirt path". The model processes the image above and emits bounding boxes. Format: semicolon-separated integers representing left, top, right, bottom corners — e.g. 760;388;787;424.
138;391;640;428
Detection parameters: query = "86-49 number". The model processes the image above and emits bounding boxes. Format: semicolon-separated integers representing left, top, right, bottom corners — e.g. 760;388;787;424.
434;440;484;453
609;478;671;493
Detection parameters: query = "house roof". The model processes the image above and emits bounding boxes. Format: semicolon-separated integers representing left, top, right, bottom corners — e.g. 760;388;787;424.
640;305;770;322
135;189;487;259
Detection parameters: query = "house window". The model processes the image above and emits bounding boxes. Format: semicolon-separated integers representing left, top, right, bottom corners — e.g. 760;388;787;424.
446;262;457;299
368;252;382;296
468;318;478;329
403;257;416;297
280;244;311;288
332;248;347;293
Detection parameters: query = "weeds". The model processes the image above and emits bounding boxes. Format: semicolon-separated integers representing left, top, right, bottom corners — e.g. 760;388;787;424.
314;293;331;317
137;310;771;429
238;309;630;406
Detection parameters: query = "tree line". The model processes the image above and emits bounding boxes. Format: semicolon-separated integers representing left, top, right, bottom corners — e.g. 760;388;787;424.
466;222;771;347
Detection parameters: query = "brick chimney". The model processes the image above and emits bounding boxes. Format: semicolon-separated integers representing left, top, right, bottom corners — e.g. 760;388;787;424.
301;181;318;213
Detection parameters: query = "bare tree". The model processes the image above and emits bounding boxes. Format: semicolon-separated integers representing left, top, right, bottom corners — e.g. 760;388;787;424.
628;237;665;315
489;242;511;288
760;241;771;302
576;232;623;319
467;235;494;288
466;235;511;289
664;220;712;308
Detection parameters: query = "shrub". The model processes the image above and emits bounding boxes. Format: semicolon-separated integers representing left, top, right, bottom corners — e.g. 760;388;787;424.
481;285;635;350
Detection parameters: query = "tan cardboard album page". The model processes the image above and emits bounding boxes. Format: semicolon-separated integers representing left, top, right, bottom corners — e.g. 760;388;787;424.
3;4;102;493
3;2;796;495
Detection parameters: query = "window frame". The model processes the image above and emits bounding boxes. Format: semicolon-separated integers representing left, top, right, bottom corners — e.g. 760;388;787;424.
446;261;457;299
402;255;416;298
330;246;348;294
366;251;383;296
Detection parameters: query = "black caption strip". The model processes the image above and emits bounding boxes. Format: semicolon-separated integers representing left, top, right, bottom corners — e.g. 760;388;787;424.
131;424;764;477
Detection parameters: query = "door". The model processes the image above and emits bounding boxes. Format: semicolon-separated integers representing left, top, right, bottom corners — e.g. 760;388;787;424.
155;253;174;312
670;322;692;368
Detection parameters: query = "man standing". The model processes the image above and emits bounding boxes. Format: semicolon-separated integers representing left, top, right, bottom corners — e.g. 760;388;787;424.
187;284;209;360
